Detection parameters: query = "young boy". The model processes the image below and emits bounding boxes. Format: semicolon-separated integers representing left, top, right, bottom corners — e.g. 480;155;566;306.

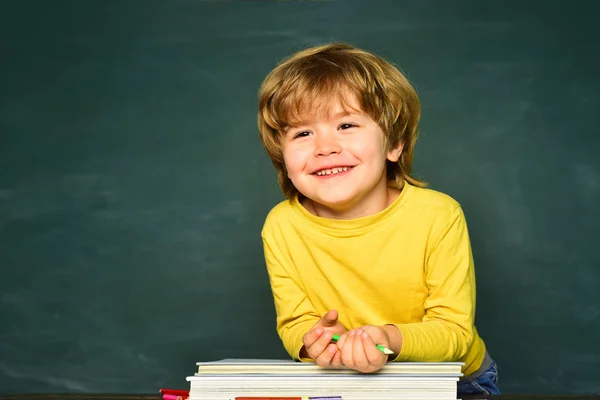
256;43;499;395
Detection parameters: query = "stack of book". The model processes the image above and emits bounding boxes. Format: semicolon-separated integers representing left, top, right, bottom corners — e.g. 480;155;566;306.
186;359;464;400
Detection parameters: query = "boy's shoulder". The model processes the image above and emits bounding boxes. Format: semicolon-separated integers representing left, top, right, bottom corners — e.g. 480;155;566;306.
262;198;295;230
407;184;462;212
403;185;466;231
266;197;295;216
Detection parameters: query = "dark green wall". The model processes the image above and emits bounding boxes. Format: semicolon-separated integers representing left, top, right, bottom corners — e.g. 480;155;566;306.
1;0;598;395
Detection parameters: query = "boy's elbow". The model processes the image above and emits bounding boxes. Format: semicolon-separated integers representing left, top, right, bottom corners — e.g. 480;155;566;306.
277;317;312;360
275;328;297;359
448;322;474;360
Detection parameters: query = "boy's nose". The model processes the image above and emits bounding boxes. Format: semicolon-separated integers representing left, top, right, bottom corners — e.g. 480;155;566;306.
314;134;341;157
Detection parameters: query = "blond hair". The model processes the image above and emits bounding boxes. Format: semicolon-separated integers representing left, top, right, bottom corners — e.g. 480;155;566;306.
257;42;426;198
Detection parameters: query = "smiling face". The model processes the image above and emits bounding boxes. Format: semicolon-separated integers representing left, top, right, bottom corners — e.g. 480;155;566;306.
282;91;403;219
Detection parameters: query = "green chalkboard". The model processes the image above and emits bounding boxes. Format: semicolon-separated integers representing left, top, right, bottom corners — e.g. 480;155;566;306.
1;0;598;395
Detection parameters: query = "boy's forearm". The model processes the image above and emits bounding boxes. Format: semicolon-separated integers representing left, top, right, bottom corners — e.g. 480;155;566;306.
383;324;403;356
390;319;473;362
279;317;319;361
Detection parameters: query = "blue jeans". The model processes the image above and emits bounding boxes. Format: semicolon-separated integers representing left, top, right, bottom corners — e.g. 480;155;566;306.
457;360;500;395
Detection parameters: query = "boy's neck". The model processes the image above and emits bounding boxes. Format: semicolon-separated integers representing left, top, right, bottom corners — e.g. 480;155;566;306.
301;186;402;220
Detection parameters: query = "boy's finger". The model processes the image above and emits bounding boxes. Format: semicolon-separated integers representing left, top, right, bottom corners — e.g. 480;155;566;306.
360;329;384;366
362;325;387;346
330;347;343;368
320;309;339;327
351;329;369;370
340;329;358;368
315;342;337;367
302;326;323;349
305;328;334;360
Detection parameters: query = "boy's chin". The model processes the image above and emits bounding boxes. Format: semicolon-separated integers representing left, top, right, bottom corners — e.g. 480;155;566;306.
311;195;358;211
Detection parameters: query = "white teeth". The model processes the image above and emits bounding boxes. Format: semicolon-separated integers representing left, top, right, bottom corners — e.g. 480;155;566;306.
316;167;350;176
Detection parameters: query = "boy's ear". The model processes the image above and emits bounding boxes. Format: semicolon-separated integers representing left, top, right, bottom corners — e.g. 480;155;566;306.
386;141;404;162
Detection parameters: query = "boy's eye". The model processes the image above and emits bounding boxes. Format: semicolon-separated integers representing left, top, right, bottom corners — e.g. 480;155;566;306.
338;123;356;130
293;131;311;139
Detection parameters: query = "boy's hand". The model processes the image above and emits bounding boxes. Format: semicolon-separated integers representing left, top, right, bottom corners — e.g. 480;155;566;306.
335;325;392;373
301;310;347;368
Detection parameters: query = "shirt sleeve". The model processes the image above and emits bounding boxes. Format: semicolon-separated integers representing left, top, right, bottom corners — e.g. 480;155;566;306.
393;205;476;362
262;226;320;360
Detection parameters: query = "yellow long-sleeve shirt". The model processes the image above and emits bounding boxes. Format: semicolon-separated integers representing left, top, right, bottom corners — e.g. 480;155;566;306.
261;182;487;376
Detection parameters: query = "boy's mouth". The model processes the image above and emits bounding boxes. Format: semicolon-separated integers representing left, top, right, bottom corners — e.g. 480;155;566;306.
312;166;353;176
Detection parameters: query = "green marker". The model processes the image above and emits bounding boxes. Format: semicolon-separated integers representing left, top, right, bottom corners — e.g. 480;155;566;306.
331;334;394;355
